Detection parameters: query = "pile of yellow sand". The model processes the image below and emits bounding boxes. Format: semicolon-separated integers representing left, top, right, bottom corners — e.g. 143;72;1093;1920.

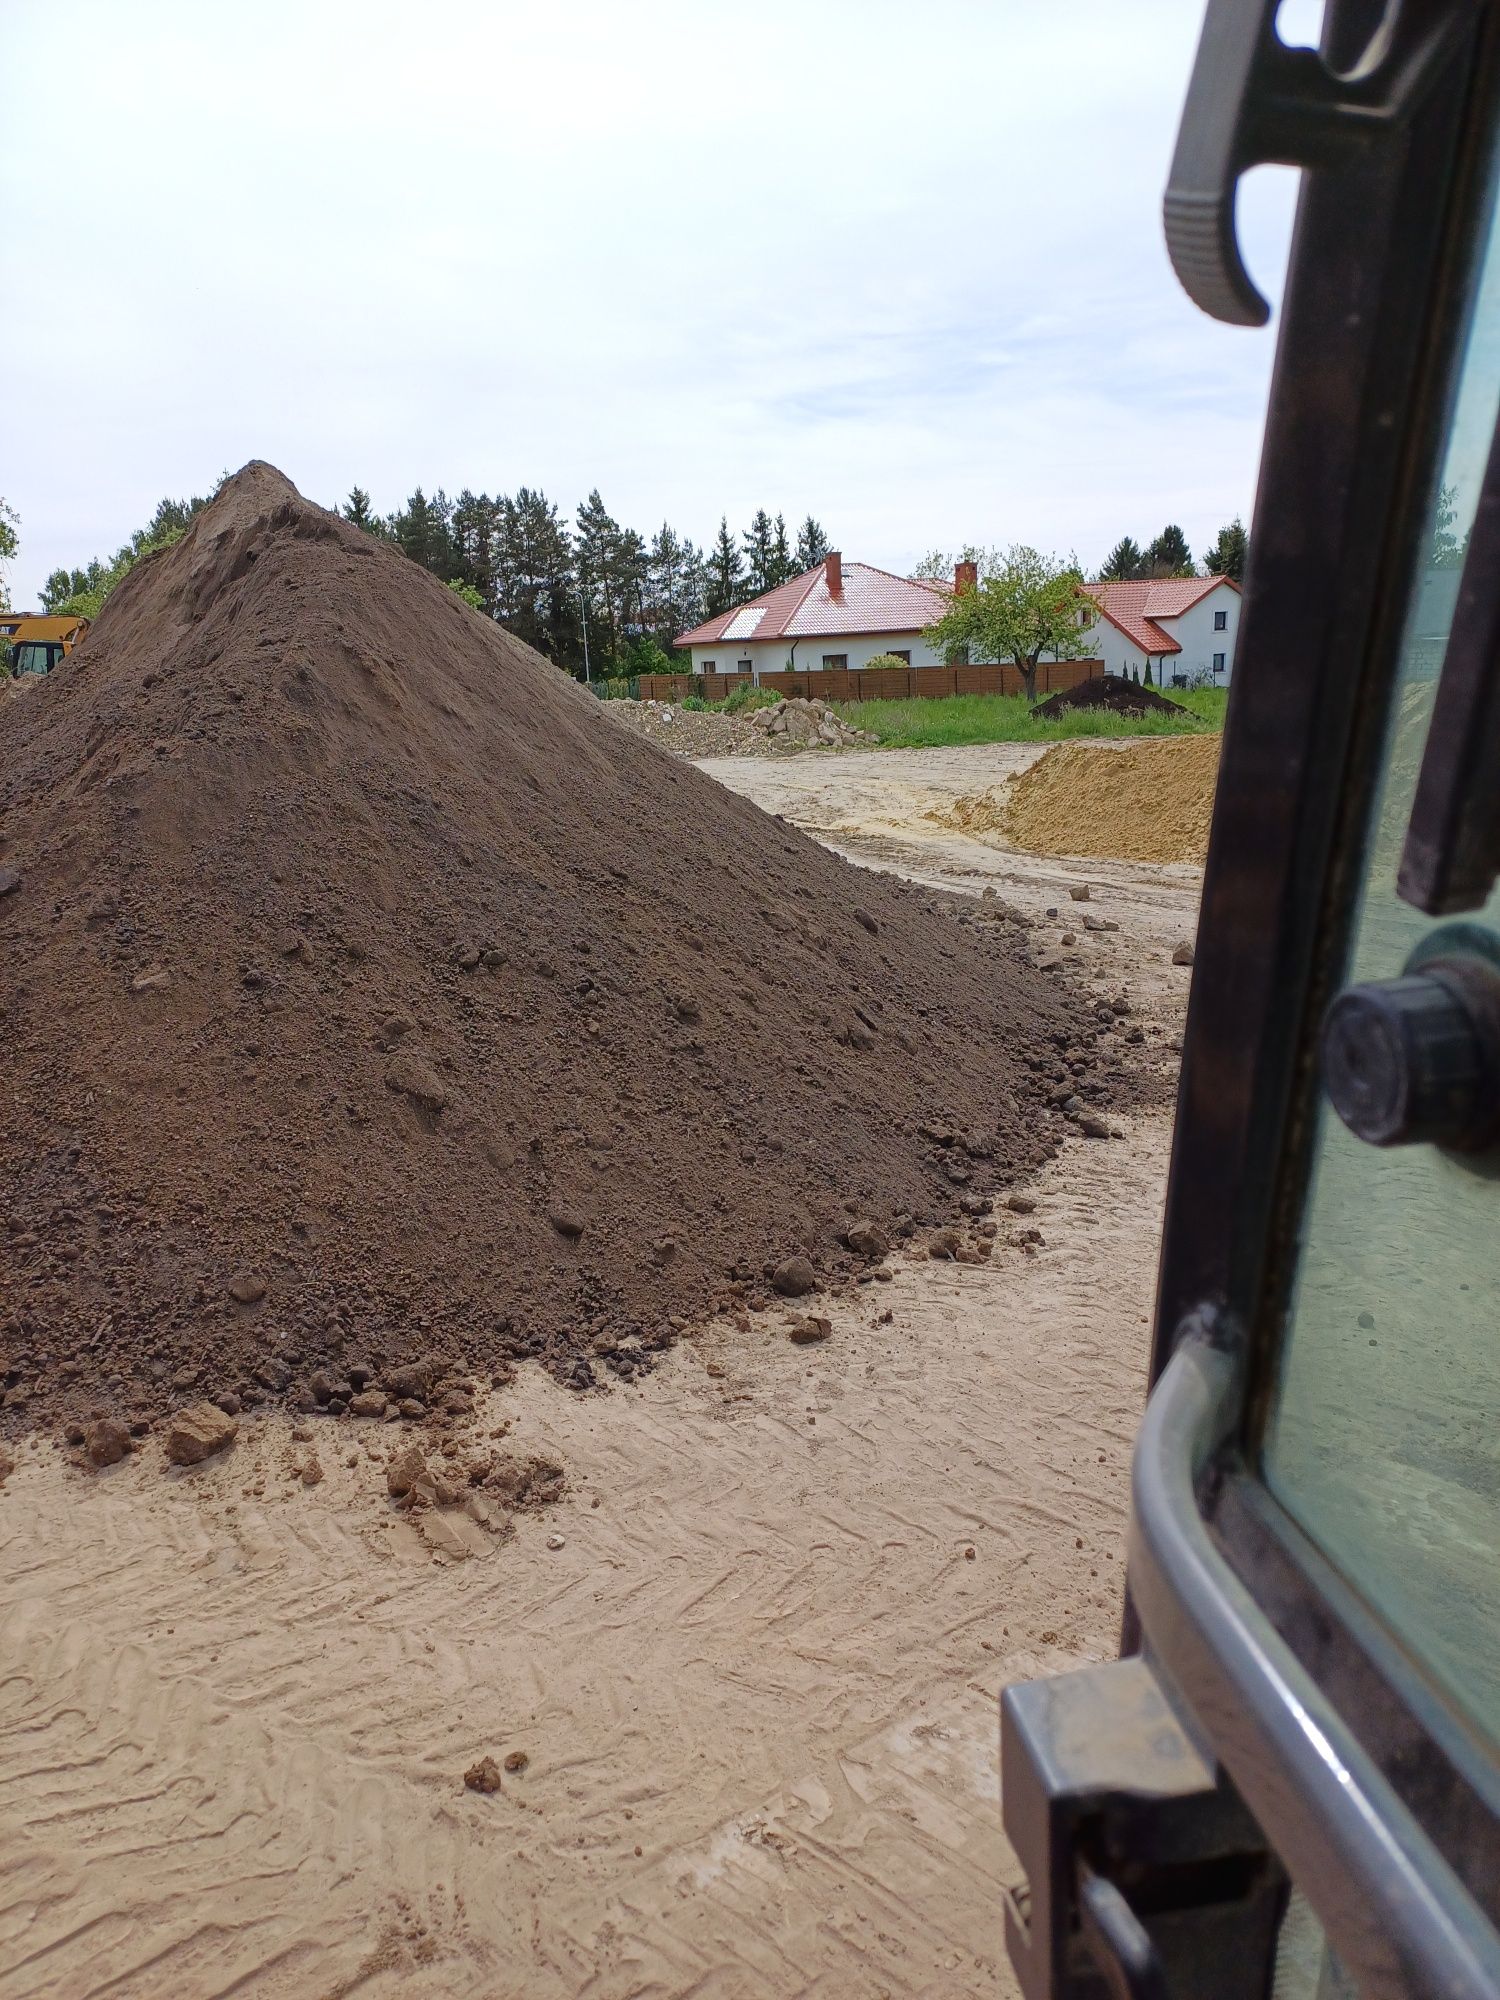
1002;734;1221;865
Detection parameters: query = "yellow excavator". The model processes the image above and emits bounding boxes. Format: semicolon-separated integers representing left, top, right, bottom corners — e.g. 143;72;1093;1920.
1;612;89;677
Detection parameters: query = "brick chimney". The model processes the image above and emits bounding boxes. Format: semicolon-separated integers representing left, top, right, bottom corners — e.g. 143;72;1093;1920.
954;558;978;594
824;551;842;594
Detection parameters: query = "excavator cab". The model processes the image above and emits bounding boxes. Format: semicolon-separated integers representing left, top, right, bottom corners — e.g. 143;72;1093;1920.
1002;2;1500;1993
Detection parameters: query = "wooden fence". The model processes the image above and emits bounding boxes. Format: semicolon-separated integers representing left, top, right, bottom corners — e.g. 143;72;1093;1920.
638;659;1101;704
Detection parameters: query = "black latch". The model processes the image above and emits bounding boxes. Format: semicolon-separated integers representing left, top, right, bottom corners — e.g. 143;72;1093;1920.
1164;0;1465;325
1001;1654;1284;1999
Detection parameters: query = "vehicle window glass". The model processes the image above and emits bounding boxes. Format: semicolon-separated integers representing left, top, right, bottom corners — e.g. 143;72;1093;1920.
1261;179;1500;1746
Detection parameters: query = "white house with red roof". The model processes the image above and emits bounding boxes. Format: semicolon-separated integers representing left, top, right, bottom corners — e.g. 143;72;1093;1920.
1082;575;1241;686
675;552;961;679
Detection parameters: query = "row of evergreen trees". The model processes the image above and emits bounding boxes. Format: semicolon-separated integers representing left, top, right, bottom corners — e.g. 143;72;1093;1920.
38;481;834;683
1099;519;1247;583
341;486;833;680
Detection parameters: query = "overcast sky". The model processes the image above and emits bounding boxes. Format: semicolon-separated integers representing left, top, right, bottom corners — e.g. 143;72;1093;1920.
5;0;1306;607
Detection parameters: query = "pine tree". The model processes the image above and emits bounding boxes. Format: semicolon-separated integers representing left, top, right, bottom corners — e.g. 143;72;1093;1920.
342;487;382;535
769;513;792;588
451;489;501;611
1100;536;1145;581
575;489;626;672
706;516;746;616
1203;518;1248;583
1143;525;1194;578
496;487;577;670
389;487;462;577
648;524;708;649
794;515;830;572
743;509;776;595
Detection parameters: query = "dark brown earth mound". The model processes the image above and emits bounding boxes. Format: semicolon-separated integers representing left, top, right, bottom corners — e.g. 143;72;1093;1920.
1;465;1127;1434
1033;674;1189;720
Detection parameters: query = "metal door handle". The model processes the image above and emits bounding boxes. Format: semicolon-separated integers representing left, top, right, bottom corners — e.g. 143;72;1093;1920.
1165;1;1466;325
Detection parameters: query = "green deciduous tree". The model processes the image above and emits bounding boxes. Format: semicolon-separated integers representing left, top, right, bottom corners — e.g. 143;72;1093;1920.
0;497;18;611
1203;518;1248;584
1143;524;1194;578
1100;536;1146;581
924;545;1095;704
1430;486;1467;570
41;488;216;621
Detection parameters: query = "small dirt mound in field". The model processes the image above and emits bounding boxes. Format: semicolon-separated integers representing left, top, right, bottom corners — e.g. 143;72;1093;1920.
1032;674;1189;720
1003;735;1221;864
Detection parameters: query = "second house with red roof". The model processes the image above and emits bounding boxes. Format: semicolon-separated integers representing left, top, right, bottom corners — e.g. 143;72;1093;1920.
677;553;1241;688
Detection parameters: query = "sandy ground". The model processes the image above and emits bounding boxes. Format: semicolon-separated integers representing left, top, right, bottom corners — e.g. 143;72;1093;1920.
0;744;1201;2000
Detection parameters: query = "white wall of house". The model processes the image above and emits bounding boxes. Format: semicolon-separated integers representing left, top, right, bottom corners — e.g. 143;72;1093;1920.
1162;584;1240;684
684;629;946;678
1089;582;1241;686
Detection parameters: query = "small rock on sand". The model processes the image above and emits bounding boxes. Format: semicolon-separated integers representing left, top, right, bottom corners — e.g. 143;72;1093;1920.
788;1315;832;1345
1172;938;1195;966
842;1219;888;1261
1067;883;1091;902
386;1444;430;1497
464;1756;504;1794
771;1255;817;1297
504;1750;529;1773
928;1227;962;1260
349;1390;387;1418
228;1272;266;1304
0;864;21;897
164;1402;239;1466
130;968;172;993
85;1417;133;1467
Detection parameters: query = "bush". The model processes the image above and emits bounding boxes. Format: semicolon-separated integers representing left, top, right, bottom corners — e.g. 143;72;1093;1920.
865;652;911;673
592;676;639;700
722;682;781;714
680;694;709;711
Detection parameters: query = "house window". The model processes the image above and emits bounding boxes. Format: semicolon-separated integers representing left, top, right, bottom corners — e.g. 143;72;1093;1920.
822;653;848;669
701;659;716;671
1213;609;1228;631
888;649;911;665
737;659;752;670
1213;652;1226;672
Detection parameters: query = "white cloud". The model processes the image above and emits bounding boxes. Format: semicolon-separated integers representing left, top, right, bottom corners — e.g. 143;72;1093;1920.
4;0;1293;602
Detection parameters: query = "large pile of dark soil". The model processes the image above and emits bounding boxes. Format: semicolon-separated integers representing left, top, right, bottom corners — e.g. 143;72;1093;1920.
1;466;1129;1434
1033;674;1189;720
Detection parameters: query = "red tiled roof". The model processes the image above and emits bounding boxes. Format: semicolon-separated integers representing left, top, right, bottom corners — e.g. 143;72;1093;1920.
1082;576;1236;656
676;561;951;649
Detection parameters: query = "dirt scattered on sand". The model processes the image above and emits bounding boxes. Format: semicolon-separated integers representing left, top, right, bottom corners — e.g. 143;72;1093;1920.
0;465;1143;1439
463;1756;504;1794
1032;674;1190;720
1002;735;1221;865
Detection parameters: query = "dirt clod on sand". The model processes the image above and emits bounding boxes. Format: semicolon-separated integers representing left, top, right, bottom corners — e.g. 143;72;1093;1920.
1003;735;1221;865
164;1402;239;1467
463;1756;503;1794
1031;673;1190;721
0;463;1126;1434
